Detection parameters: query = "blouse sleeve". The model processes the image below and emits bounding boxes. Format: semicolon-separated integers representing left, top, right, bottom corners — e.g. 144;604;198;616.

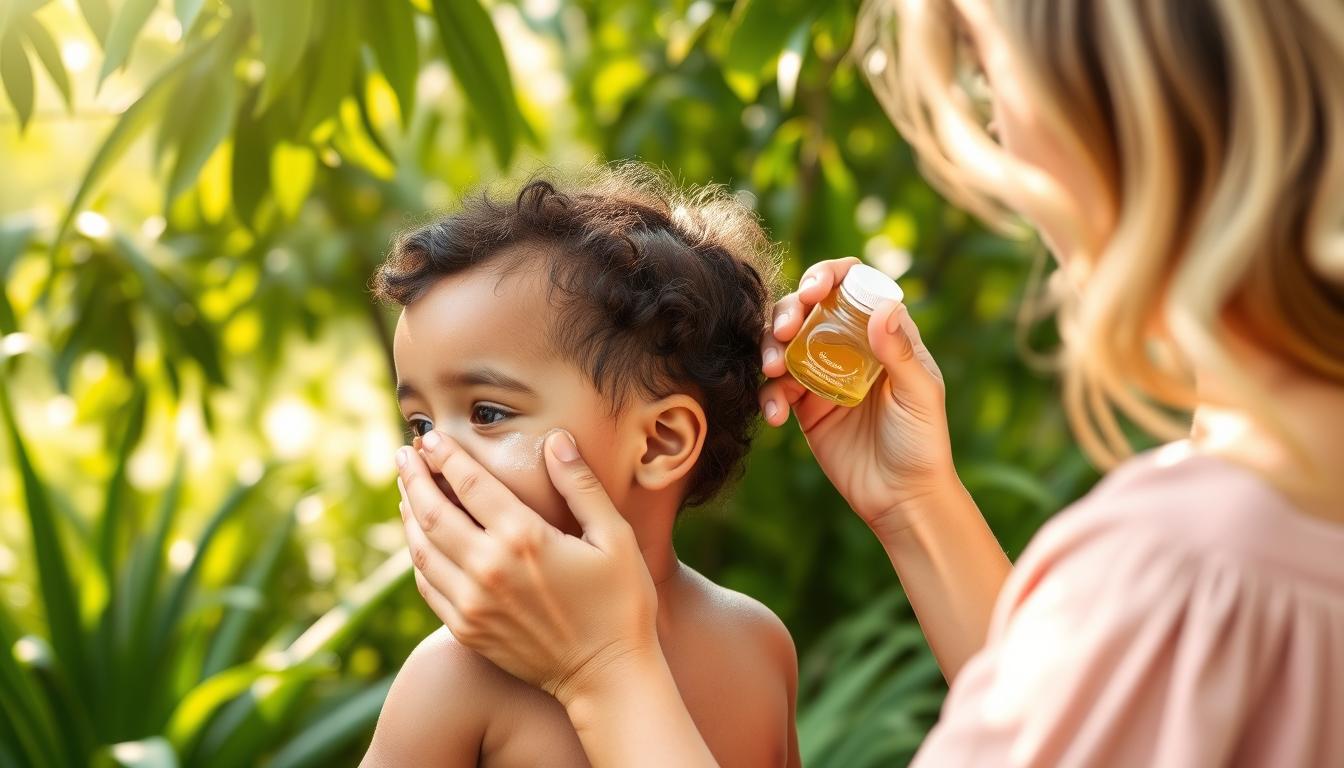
909;501;1343;767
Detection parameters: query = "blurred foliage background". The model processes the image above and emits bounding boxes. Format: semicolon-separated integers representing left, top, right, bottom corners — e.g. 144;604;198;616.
0;0;1098;765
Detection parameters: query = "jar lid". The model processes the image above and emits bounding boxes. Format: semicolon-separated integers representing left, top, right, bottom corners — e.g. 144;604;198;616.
838;264;904;312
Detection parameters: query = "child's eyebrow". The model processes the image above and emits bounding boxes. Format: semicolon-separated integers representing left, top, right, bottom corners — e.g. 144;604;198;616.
448;367;538;395
396;367;537;402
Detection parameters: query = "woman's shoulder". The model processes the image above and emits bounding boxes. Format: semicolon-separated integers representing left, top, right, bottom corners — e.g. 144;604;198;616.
922;446;1344;767
1017;442;1344;597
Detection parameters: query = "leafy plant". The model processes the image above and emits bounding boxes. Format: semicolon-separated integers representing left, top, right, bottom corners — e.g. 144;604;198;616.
0;359;410;767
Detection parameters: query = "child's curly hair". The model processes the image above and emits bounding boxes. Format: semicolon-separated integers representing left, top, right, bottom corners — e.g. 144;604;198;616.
370;164;781;507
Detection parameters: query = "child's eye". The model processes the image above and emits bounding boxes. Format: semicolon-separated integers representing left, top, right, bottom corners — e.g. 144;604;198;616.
405;417;433;440
470;404;512;426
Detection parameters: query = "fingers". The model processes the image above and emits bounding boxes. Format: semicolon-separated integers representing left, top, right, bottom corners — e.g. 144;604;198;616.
542;430;632;551
796;256;860;308
866;301;945;402
766;257;862;348
769;293;807;345
758;376;808;427
398;447;487;562
762;333;788;379
413;568;467;635
414;430;523;530
400;496;471;603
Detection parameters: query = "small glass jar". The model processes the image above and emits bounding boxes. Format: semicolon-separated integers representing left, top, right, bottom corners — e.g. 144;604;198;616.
785;264;904;407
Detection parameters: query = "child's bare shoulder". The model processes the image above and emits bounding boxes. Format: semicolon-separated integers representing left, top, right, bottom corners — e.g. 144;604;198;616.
360;626;510;767
669;566;800;766
681;565;795;655
673;565;797;696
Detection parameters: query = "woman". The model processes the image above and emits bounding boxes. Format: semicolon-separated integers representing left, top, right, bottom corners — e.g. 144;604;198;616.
395;0;1344;763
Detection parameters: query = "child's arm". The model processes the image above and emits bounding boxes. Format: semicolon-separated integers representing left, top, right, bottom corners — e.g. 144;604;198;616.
360;628;489;768
779;629;801;768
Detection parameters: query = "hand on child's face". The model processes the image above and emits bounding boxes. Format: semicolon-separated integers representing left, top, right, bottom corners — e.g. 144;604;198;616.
392;266;633;534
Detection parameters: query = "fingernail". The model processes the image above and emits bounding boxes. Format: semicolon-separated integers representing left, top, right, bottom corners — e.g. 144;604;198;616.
396;446;408;467
800;275;817;292
421;430;441;450
764;401;779;421
763;346;779;367
887;304;905;335
548;429;579;462
396;476;406;499
773;312;790;333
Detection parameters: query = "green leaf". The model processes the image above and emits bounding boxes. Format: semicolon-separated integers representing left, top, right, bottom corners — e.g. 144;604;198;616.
251;0;314;113
13;634;96;765
0;613;65;767
297;2;358;137
174;0;203;33
0;379;90;714
165;56;240;204
114;234;225;385
53;41;205;252
149;475;265;677
78;0;112;46
267;676;394;768
353;62;392;159
167;656;335;758
96;383;147;579
361;0;417;127
0;223;31;334
20;16;71;111
113;454;185;734
201;510;294;679
719;0;816;102
270;141;315;219
282;550;411;660
95;737;179;768
97;0;159;88
777;21;809;110
191;552;410;765
1;29;34;133
230;92;269;230
429;0;523;166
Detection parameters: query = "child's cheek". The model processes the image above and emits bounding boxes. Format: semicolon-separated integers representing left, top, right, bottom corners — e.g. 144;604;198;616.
480;430;578;534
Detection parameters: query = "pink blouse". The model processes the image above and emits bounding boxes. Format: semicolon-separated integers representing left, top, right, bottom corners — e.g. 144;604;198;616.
913;442;1344;767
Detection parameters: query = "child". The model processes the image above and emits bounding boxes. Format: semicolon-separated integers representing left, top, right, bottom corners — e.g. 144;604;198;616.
361;165;800;767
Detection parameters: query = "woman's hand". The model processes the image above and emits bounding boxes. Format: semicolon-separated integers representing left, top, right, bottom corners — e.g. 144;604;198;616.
760;258;1011;679
396;428;719;766
395;428;656;705
759;257;958;536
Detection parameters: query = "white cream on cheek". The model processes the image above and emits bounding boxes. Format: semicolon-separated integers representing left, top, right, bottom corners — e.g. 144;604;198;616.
492;430;546;472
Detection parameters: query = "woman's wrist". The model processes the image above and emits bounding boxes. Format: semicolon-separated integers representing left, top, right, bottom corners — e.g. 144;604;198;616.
560;643;718;767
861;467;967;541
868;478;1012;681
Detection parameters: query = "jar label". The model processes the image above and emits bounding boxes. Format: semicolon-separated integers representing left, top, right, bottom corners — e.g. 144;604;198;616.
805;330;864;380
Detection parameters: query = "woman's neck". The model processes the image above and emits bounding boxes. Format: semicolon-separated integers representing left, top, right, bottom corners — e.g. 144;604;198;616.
1191;343;1344;520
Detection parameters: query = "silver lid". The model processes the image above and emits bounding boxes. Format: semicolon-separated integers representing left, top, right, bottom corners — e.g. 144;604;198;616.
838;264;904;312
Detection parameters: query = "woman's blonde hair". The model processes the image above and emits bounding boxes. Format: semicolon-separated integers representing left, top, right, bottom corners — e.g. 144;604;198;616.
856;0;1344;467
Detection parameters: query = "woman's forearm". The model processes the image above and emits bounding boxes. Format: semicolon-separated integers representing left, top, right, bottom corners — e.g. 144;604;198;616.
873;481;1011;682
560;647;718;768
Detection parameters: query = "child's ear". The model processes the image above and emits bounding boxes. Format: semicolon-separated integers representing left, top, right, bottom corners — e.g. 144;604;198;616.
633;394;707;492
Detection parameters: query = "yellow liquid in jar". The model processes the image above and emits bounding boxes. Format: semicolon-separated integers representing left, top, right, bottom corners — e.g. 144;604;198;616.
784;289;886;407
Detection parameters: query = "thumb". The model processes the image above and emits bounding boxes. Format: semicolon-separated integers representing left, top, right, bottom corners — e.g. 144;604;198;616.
867;301;942;400
542;429;630;549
